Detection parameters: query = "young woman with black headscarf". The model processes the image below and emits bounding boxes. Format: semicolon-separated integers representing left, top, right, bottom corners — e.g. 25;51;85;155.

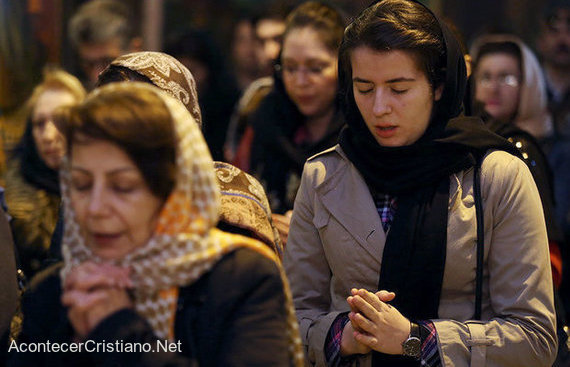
283;1;558;366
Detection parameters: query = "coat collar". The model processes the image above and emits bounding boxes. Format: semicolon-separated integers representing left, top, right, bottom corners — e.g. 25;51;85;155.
312;145;463;263
314;146;385;264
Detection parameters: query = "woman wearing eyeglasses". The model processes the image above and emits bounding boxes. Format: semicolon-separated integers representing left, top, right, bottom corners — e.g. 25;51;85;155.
471;34;556;145
241;2;346;225
470;34;566;291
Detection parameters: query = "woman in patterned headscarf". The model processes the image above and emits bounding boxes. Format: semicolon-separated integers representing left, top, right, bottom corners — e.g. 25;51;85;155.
49;51;283;261
9;82;303;366
99;51;285;255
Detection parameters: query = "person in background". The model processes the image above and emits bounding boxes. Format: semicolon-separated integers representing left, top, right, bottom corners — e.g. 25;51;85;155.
68;0;142;89
254;8;287;78
536;2;570;355
9;82;304;367
231;17;262;91
165;30;240;161
537;0;570;140
223;5;288;164
470;34;565;285
4;69;85;279
242;2;345;240
284;0;557;366
471;34;556;149
470;34;569;365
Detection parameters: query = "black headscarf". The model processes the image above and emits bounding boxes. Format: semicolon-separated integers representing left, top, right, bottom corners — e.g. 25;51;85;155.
337;1;518;366
14;117;60;195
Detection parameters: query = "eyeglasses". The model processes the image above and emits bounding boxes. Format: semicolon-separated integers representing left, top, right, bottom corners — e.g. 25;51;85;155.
476;73;520;88
276;62;333;78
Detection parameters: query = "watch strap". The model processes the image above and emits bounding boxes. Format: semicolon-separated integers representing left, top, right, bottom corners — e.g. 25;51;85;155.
402;321;422;359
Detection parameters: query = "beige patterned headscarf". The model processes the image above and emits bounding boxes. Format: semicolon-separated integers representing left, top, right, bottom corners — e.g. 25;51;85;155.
110;51;202;128
59;82;303;366
214;161;283;257
104;51;283;258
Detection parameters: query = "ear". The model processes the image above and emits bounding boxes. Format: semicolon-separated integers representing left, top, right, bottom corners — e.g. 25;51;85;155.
434;84;444;101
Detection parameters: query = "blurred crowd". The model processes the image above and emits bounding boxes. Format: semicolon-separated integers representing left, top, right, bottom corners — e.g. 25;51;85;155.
0;0;569;366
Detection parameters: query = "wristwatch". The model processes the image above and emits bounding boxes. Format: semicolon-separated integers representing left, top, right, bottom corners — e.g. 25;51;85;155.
401;321;421;359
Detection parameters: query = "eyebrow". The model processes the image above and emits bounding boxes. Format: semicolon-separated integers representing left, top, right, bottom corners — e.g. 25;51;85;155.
71;167;138;176
352;77;416;83
282;56;331;64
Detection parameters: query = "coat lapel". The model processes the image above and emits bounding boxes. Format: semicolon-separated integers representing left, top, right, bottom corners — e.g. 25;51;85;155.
316;156;385;264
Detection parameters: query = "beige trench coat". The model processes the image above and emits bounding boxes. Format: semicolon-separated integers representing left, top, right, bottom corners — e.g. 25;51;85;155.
284;145;557;367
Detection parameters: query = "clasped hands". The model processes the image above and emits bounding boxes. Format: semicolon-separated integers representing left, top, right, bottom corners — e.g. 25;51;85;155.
340;288;411;356
61;262;134;339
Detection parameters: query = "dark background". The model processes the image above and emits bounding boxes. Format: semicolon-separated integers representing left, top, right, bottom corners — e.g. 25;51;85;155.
0;0;551;113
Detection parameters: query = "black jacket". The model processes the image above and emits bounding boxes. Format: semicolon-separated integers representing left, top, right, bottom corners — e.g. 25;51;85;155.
483;115;565;245
8;248;291;367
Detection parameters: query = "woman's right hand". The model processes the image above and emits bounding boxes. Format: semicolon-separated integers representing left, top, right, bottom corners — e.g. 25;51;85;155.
341;289;396;356
62;262;133;338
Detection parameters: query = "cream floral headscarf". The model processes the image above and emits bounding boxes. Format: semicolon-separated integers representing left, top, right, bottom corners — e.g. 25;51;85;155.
103;51;283;257
109;51;202;128
60;82;303;366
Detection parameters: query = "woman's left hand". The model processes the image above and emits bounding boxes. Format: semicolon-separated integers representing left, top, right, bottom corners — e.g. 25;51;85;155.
347;288;411;355
62;262;133;338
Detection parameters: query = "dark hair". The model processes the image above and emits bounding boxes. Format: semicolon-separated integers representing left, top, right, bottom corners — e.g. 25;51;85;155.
474;41;522;76
252;2;290;27
283;1;346;53
57;86;177;200
338;0;448;128
339;0;445;90
96;64;153;87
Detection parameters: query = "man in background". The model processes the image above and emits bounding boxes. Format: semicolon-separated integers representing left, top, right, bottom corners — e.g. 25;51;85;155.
538;4;570;365
253;10;286;77
537;0;570;139
68;0;142;89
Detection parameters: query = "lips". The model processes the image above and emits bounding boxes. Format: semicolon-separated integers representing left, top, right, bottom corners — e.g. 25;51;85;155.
90;232;122;246
43;150;60;156
374;124;398;138
294;95;314;105
485;100;501;107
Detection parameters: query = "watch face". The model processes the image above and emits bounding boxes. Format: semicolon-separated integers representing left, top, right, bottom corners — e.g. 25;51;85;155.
403;336;421;358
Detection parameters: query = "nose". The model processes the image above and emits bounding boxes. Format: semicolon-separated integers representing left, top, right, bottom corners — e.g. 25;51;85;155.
484;80;501;96
372;88;392;116
293;69;310;86
42;120;60;142
265;41;281;62
87;183;109;218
